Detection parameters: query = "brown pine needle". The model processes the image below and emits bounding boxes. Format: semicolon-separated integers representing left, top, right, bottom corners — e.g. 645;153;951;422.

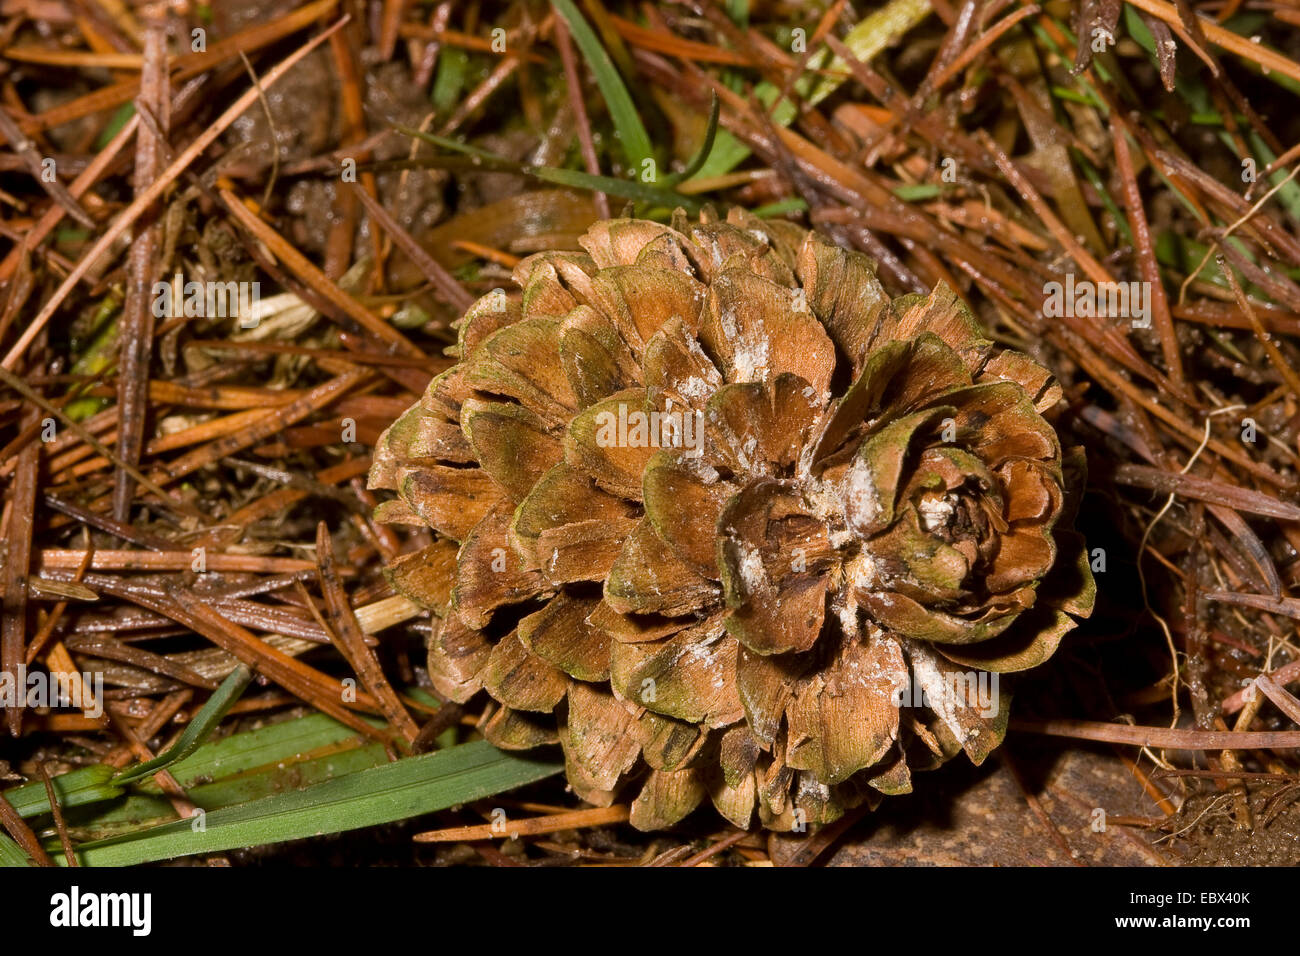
315;522;420;744
413;805;630;842
38;763;78;867
1014;719;1300;750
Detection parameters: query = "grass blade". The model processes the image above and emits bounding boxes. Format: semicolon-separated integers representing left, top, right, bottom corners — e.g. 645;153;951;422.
113;664;253;785
550;0;653;171
157;712;378;789
61;743;390;842
527;164;701;211
0;831;33;866
663;92;719;186
394;127;507;164
4;765;122;819
397;125;701;211
67;741;561;866
26;713;387;844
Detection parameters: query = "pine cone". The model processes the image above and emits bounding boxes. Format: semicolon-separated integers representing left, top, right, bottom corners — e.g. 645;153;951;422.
369;208;1095;831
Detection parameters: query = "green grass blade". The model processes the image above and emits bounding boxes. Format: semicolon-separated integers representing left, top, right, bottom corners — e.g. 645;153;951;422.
4;765;122;819
395;127;510;164
37;713;387;843
113;665;252;786
67;741;562;866
398;126;701;212
892;183;943;201
431;46;469;114
9;712;374;835
527;164;701;212
60;743;390;842
550;0;653;171
157;712;378;790
0;831;33;867
751;197;809;217
663;93;720;186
